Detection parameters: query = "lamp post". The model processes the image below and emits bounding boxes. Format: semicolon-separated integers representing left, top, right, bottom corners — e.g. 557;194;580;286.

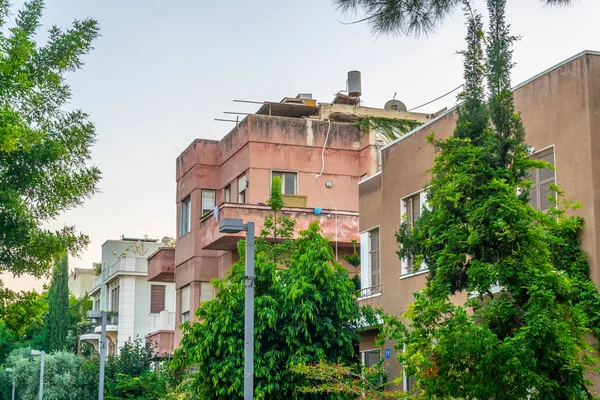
5;367;14;400
87;310;109;400
30;350;44;400
218;218;255;400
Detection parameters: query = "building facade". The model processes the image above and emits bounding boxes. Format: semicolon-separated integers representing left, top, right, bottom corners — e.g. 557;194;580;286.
81;237;176;356
68;267;95;298
358;50;600;389
148;90;435;346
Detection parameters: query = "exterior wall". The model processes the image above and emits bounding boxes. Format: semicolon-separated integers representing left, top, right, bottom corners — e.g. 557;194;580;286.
358;51;600;389
68;268;95;298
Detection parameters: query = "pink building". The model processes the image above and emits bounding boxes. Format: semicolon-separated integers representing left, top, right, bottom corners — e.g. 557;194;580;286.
148;85;435;352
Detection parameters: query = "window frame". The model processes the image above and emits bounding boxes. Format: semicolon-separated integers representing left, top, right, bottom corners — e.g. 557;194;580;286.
271;170;299;196
180;284;191;323
180;195;191;237
400;190;428;278
361;349;380;368
201;189;216;216
223;184;232;202
150;285;166;314
359;227;381;296
238;173;247;203
527;146;556;212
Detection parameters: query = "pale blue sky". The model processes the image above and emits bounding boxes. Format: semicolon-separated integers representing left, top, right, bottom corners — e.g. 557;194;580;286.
5;0;600;291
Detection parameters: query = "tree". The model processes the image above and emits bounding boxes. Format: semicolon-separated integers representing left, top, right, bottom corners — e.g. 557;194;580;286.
333;0;573;37
45;255;69;352
5;349;81;400
0;0;101;280
390;1;600;398
172;178;376;399
0;283;46;337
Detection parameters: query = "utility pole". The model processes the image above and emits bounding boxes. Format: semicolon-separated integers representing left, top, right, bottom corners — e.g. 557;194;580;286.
87;311;109;400
218;218;255;400
31;350;44;400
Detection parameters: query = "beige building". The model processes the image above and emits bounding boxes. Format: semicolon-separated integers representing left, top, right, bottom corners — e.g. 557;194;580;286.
357;50;600;390
68;267;95;298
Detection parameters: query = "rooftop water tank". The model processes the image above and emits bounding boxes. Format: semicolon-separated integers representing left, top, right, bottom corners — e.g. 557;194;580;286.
348;71;362;98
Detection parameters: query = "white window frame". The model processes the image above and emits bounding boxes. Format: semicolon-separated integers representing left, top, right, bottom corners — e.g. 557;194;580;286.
400;189;428;278
201;189;216;216
181;284;191;323
359;227;381;297
270;170;298;196
361;348;380;368
526;145;556;212
238;173;247;203
180;195;191;237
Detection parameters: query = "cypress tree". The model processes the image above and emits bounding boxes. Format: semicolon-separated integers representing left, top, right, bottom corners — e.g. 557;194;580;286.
45;254;70;352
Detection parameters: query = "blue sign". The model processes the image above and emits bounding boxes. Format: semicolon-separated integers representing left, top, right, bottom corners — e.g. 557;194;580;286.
385;348;391;359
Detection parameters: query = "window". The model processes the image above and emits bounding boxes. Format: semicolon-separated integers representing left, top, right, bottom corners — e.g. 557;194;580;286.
181;285;190;323
110;286;120;312
527;148;556;212
360;228;381;295
238;174;247;203
150;285;166;314
180;195;191;236
271;171;298;195
201;189;216;215
361;349;380;367
223;184;232;202
401;191;427;276
200;282;215;304
94;298;100;311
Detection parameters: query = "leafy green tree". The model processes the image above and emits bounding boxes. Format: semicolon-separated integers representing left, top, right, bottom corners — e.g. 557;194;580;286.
172;180;375;399
333;0;573;36
5;349;80;400
389;1;600;399
0;284;46;337
66;294;93;354
0;0;101;280
45;255;69;352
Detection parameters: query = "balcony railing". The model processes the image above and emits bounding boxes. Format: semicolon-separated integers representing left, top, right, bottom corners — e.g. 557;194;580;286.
93;275;102;290
107;257;148;279
357;285;383;308
150;311;175;332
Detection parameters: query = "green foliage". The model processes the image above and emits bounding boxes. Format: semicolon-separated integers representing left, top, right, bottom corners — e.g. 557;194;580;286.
293;361;400;399
390;1;600;399
0;0;101;279
0;284;46;337
4;349;80;400
355;117;421;142
66;294;93;354
341;239;361;268
259;176;295;263
333;0;574;37
172;220;376;399
45;254;69;352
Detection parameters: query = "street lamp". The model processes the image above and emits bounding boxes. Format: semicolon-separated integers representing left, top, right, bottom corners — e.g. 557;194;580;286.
31;350;44;400
5;367;14;400
87;310;110;400
218;218;255;400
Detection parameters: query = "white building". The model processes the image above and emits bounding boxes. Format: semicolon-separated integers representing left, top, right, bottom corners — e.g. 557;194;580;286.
81;237;176;356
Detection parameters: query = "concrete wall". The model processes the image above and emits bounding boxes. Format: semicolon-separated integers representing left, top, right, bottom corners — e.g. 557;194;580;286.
68;268;95;298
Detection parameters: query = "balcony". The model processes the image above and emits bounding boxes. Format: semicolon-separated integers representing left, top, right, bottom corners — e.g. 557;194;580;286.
357;284;383;308
199;203;359;251
90;275;102;295
106;257;148;282
146;310;175;359
147;247;175;282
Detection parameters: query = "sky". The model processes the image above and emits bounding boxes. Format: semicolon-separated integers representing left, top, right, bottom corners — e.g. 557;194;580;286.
4;0;600;292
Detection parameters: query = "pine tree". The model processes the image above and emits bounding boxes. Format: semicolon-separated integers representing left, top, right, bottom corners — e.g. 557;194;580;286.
45;254;70;352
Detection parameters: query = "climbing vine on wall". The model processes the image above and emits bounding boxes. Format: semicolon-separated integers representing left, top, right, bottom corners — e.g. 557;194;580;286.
355;116;422;142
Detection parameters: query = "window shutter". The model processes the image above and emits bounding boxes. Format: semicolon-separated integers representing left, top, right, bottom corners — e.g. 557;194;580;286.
150;285;166;314
181;285;190;313
238;175;247;193
360;232;369;289
200;282;215;303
